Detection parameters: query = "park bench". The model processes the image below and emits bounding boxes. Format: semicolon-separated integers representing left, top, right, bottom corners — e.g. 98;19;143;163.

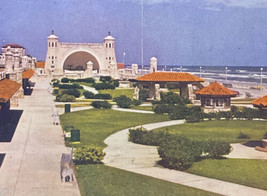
60;152;74;182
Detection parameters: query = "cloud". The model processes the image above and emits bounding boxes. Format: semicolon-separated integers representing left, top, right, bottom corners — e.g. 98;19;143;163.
205;0;267;8
204;6;221;11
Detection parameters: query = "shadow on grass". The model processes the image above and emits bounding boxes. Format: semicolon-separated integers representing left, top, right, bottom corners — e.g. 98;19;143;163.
0;110;23;142
0;154;5;168
243;140;262;147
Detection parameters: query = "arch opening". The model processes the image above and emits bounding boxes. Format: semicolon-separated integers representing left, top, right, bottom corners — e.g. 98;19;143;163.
63;51;99;72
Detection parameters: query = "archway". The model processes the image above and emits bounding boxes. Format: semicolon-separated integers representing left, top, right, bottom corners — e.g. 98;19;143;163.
63;51;100;72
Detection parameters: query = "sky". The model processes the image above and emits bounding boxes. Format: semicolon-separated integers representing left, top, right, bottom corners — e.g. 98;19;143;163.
1;0;267;66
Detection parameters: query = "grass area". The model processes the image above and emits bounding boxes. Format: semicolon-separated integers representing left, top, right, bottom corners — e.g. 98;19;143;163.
131;105;153;111
76;164;217;196
99;88;134;98
153;120;267;143
187;159;267;190
231;98;254;104
60;109;169;147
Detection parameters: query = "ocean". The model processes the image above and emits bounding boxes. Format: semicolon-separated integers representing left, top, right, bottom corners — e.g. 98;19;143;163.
128;65;267;86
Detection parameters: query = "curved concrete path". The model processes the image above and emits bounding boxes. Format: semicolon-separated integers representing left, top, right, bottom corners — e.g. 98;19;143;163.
103;120;267;196
112;105;154;114
0;76;80;196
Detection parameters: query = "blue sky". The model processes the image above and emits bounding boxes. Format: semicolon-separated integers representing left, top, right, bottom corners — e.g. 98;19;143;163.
1;0;267;66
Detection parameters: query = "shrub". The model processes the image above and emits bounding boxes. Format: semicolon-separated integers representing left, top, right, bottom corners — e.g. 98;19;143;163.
93;83;115;90
83;91;95;99
58;84;83;89
53;87;59;95
153;104;172;114
185;111;203;123
128;127;167;146
52;79;60;87
132;99;142;106
56;94;75;102
74;145;106;164
237;132;250;139
94;93;112;99
61;77;70;83
158;136;202;171
201;140;231;158
217;111;232;120
169;105;191;120
62;89;81;98
113;80;119;87
100;76;112;82
84;77;95;83
114;95;132;108
160;92;191;105
91;101;112;109
242;107;259;120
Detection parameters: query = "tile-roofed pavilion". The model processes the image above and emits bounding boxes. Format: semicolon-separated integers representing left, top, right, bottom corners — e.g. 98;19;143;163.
195;81;237;113
252;95;267;109
135;72;204;100
0;78;21;103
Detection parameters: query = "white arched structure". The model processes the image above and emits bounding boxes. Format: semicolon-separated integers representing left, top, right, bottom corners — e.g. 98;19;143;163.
44;31;118;78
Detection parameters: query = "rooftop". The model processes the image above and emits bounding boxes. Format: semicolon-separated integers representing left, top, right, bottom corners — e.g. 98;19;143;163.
22;69;35;79
117;63;125;69
136;72;204;82
36;61;45;69
252;95;267;107
2;44;25;49
195;81;237;97
0;79;21;103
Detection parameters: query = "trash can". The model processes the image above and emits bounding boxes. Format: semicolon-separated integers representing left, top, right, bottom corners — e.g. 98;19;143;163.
71;130;80;142
65;104;71;113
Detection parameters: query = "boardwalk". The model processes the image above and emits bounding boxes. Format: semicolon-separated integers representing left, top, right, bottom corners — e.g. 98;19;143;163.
0;77;80;196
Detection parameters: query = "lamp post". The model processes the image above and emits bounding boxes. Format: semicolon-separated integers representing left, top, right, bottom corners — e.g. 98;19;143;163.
225;67;228;82
260;67;263;90
200;66;202;78
123;52;126;64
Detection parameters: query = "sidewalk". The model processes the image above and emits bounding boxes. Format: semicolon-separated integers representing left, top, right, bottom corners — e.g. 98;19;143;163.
103;120;267;196
0;76;80;196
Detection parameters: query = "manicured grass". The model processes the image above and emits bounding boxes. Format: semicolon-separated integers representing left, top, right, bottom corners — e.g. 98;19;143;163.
99;88;134;98
153;120;267;143
60;109;169;147
131;105;153;111
187;159;267;190
76;164;218;196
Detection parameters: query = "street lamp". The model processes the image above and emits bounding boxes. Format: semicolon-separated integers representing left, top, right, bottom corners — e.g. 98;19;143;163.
123;52;126;64
225;67;228;82
200;66;202;78
260;67;263;90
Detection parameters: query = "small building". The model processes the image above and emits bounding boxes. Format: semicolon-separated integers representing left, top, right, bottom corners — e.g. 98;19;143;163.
195;81;237;113
252;95;267;110
0;77;21;116
22;69;35;95
36;61;45;75
136;72;204;100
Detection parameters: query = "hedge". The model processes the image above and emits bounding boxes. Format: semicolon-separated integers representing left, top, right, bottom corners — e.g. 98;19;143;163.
74;145;106;164
91;101;112;109
62;89;81;98
83;91;112;99
56;94;76;102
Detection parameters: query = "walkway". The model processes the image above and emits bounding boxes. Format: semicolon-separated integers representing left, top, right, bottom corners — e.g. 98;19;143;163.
0;76;80;196
103;120;267;196
112;105;154;114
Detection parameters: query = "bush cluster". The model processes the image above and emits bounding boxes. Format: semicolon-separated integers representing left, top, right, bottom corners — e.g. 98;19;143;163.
74;145;106;164
56;94;76;102
128;127;231;171
92;76;119;90
91;101;112;109
83;91;112;99
139;89;149;101
114;95;142;108
62;89;81;98
61;77;95;83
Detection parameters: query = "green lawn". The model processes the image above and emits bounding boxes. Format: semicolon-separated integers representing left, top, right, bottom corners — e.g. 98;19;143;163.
153;120;267;143
187;159;267;190
131;105;153;111
60;109;169;147
76;164;217;196
99;88;134;98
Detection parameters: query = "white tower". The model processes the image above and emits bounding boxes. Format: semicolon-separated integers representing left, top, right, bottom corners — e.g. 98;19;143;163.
150;57;157;73
45;30;59;75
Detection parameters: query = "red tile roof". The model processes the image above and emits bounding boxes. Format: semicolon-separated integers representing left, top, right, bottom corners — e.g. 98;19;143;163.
117;63;125;69
0;79;21;103
2;43;25;49
22;69;35;79
195;81;237;97
36;61;45;68
136;72;204;82
252;95;267;107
